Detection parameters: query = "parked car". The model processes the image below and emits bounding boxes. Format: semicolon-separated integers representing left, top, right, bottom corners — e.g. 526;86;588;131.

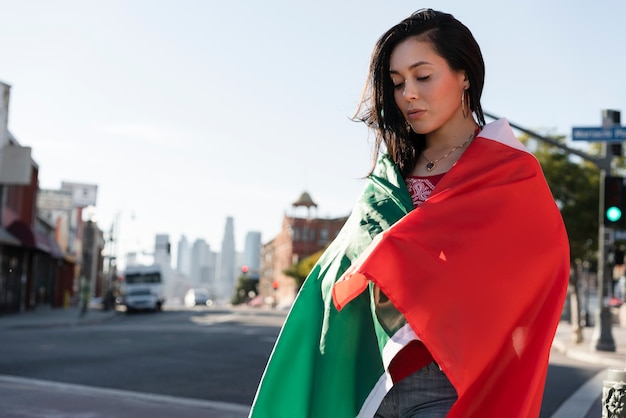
184;288;212;307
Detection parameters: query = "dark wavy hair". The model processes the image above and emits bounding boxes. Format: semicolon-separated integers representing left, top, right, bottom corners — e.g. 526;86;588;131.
354;9;486;177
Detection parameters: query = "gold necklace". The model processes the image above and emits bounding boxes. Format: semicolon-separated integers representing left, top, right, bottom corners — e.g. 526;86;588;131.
423;130;476;172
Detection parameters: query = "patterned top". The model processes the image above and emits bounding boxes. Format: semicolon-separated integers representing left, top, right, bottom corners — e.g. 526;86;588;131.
405;173;446;207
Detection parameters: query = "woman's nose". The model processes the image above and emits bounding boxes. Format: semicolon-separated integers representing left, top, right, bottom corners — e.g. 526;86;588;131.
403;80;418;101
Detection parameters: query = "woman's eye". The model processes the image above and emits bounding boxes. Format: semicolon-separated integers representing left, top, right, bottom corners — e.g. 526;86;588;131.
416;75;430;81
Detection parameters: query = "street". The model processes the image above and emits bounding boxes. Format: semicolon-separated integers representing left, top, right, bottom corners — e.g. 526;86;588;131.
0;306;608;417
0;306;285;406
543;347;604;417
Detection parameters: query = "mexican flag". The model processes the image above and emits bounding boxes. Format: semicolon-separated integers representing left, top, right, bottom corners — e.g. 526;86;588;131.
249;119;569;418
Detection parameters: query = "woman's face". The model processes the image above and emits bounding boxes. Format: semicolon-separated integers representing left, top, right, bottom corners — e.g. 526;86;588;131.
389;37;467;135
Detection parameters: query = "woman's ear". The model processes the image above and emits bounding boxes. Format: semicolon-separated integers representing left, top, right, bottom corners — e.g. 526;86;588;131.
460;70;469;89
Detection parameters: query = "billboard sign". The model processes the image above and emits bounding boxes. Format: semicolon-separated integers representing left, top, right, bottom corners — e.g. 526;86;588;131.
61;181;98;207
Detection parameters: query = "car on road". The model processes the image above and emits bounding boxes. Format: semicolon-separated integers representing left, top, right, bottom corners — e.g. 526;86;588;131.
184;288;213;307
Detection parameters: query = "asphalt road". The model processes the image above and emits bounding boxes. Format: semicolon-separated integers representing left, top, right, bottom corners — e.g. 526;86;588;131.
542;348;604;417
0;306;606;417
0;306;286;406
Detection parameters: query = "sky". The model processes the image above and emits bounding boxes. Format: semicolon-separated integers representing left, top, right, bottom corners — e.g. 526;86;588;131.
1;0;625;267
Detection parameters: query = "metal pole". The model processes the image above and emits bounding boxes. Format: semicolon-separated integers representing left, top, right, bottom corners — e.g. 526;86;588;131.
593;110;619;351
601;110;626;417
594;164;616;351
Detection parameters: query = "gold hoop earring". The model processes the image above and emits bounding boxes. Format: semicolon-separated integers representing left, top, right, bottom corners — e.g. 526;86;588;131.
462;89;470;119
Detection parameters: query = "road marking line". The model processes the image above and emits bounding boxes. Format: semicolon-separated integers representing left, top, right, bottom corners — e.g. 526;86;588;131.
550;368;605;418
0;374;250;413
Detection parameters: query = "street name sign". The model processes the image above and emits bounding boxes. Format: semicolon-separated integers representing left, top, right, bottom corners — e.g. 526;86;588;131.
572;126;626;142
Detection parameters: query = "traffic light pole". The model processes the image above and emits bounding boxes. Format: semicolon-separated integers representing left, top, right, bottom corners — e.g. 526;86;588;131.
594;141;617;351
593;110;623;352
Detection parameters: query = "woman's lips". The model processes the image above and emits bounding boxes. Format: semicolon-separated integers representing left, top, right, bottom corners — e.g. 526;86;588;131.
407;108;426;120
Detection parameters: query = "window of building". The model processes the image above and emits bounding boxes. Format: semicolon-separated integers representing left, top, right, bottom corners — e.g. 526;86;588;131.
320;228;329;243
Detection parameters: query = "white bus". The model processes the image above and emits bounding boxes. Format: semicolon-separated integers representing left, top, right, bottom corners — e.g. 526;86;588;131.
121;264;165;312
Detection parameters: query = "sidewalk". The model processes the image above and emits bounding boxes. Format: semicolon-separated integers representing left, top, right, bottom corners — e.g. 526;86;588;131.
552;318;626;369
3;306;626;417
0;304;122;330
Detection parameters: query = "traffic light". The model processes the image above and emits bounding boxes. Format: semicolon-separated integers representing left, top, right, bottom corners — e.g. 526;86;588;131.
604;176;626;228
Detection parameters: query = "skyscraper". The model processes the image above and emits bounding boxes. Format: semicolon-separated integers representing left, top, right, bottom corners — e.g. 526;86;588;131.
217;216;236;302
176;235;191;277
190;238;212;286
243;231;262;277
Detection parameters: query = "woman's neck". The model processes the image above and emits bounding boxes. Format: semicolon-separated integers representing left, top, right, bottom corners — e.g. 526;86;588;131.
424;119;479;152
410;118;480;177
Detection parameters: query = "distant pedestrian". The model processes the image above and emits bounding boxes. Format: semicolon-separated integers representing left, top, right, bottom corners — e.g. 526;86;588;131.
249;9;569;418
79;276;90;317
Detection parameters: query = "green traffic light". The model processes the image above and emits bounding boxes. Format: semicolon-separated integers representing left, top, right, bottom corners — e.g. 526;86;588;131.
607;206;623;222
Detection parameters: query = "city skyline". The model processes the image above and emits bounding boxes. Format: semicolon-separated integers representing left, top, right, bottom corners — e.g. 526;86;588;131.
134;220;264;303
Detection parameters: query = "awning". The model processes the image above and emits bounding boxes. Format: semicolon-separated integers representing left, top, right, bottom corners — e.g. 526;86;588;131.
7;220;51;253
0;226;21;246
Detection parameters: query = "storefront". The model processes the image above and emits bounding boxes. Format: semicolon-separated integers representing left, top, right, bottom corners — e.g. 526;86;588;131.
0;226;22;314
7;220;54;311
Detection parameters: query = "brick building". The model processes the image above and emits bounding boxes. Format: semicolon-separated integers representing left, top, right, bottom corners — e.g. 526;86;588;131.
0;80;99;314
259;192;348;308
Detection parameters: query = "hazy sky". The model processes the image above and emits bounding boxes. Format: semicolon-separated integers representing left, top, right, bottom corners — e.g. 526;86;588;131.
1;0;624;265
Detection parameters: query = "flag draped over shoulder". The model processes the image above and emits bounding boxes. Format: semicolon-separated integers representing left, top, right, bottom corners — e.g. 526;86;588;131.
333;118;570;417
249;118;569;418
249;155;414;418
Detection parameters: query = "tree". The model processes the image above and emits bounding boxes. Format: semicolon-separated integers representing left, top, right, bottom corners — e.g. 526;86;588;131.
283;249;325;290
231;269;258;305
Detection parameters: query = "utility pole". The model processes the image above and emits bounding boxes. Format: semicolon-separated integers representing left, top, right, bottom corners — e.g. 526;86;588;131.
593;110;621;352
103;213;119;310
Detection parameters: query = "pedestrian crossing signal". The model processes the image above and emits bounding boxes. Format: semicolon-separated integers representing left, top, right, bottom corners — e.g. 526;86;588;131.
604;176;626;228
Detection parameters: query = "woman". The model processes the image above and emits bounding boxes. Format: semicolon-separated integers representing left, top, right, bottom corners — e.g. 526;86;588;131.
250;9;569;418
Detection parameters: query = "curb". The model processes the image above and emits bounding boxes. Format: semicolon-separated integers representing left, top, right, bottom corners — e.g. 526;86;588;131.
0;310;122;330
552;338;626;368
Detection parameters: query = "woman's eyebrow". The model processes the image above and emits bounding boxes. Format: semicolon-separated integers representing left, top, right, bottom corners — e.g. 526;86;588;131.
389;61;431;75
